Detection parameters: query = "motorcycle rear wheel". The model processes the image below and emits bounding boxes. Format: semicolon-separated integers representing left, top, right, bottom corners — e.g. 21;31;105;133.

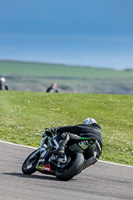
55;151;84;181
22;149;39;175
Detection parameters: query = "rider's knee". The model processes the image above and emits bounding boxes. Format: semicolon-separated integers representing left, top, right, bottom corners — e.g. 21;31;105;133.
84;140;102;160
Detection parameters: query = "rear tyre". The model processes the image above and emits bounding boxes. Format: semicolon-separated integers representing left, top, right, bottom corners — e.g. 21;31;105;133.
22;149;40;175
55;152;84;181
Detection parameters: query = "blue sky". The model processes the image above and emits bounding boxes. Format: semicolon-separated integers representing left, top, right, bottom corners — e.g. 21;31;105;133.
0;0;133;69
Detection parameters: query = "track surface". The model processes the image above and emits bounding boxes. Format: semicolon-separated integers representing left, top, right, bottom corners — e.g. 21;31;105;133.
0;141;133;200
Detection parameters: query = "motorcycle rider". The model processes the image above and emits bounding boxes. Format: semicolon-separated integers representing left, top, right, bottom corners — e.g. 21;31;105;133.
0;77;9;90
46;83;59;93
40;118;102;171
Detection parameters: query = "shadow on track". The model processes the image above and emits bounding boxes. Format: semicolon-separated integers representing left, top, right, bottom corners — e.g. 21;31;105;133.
3;172;58;181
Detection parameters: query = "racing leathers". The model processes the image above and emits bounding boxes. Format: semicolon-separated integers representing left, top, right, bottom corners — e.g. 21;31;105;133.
55;123;102;170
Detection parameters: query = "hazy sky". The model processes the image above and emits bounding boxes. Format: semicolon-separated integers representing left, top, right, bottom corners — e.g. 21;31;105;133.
0;0;133;69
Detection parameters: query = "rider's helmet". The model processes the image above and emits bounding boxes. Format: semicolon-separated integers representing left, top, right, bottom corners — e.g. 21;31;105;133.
0;77;6;83
83;117;97;125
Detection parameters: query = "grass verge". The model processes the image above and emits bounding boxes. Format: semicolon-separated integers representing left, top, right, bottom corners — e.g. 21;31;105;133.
0;91;133;166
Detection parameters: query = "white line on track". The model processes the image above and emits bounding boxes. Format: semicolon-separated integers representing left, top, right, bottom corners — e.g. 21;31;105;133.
0;140;133;168
0;140;37;150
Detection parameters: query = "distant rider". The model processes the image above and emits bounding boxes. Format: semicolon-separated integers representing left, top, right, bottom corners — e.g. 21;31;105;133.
46;83;59;93
0;77;9;90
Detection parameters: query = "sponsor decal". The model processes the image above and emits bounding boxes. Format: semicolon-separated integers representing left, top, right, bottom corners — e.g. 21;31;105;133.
44;164;52;172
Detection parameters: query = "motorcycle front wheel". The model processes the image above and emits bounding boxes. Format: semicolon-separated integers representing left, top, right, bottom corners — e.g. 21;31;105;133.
22;149;40;175
55;151;84;181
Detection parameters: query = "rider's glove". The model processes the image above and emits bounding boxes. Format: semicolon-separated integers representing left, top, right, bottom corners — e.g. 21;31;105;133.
45;127;57;136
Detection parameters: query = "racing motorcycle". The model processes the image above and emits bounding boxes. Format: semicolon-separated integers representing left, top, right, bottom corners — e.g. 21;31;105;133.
22;129;95;181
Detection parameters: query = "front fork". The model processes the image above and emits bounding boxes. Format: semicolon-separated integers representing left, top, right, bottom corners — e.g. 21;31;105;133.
36;135;59;171
40;134;59;151
38;134;59;161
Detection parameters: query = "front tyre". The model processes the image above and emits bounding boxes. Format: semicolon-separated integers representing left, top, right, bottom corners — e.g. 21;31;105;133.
22;149;40;175
55;152;84;181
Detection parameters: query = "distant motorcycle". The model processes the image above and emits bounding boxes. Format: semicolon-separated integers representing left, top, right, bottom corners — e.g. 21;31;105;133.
22;129;95;181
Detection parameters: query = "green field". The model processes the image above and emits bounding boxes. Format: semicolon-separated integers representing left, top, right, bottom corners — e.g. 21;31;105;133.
0;91;133;166
0;60;133;94
0;60;133;78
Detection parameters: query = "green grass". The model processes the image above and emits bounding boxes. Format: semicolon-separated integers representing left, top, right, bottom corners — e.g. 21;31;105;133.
0;91;133;166
1;60;133;78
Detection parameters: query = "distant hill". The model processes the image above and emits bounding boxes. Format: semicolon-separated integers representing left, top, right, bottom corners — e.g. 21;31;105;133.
0;60;133;94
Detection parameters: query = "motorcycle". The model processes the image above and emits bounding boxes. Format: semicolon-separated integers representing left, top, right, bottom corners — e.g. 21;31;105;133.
22;129;95;181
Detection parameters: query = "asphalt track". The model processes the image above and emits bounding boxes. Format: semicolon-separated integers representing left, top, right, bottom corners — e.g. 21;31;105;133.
0;141;133;200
